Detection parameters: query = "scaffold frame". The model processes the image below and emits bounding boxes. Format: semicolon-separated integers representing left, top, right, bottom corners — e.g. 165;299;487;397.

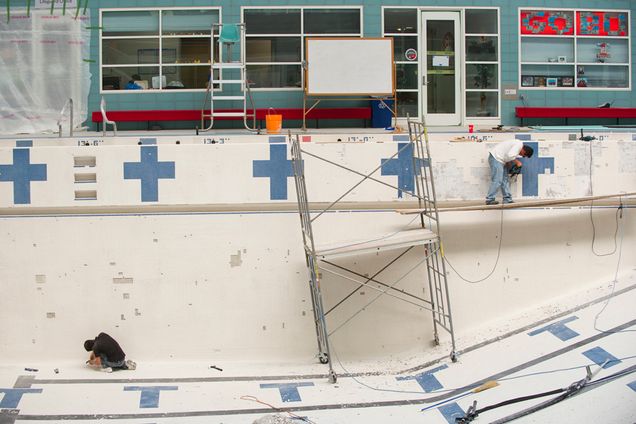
290;118;457;383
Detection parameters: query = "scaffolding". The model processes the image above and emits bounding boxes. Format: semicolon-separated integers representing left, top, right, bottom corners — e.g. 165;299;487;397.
290;119;456;383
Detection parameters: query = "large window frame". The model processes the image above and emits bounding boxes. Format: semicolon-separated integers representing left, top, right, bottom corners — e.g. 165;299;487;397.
242;6;363;91
464;7;501;120
99;6;221;94
518;8;631;91
382;6;501;121
382;7;419;119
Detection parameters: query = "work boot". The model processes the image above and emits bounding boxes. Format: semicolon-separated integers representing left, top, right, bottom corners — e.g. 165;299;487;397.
485;199;499;205
125;360;137;370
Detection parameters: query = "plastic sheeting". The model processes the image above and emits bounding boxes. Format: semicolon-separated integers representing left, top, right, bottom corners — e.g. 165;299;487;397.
0;9;91;135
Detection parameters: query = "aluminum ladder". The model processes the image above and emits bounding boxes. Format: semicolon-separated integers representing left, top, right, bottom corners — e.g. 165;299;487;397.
200;23;257;132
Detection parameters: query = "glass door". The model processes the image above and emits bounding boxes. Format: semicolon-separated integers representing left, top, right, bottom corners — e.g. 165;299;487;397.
421;11;461;125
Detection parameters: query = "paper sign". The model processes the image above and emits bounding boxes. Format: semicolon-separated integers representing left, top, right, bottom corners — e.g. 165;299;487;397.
35;0;78;9
432;56;450;67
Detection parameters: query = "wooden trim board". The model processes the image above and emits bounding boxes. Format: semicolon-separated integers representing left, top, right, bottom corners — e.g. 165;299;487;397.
396;192;636;214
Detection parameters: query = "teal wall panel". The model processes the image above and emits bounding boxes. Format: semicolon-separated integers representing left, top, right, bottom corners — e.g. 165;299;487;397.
1;0;634;128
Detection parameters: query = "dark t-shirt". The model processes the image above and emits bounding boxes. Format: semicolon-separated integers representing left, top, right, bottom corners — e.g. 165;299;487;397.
92;332;125;362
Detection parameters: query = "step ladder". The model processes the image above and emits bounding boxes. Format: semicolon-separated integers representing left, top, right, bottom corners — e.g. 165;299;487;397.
290;118;457;383
200;23;257;132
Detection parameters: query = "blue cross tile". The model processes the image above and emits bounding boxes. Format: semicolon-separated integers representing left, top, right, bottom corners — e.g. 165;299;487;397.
0;388;43;408
582;346;621;369
269;136;286;144
515;134;532;141
438;402;465;424
259;382;315;402
16;140;33;147
517;141;554;197
124;386;178;408
528;316;580;341
253;144;298;200
124;146;175;202
0;148;47;204
138;137;157;145
396;364;448;392
381;142;428;198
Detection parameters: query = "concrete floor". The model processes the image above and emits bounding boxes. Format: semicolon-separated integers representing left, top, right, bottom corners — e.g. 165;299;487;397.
1;276;635;424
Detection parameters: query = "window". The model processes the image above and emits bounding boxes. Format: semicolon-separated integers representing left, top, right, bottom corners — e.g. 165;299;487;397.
519;8;630;90
465;8;499;118
100;7;220;92
383;7;502;120
243;7;362;90
383;8;418;118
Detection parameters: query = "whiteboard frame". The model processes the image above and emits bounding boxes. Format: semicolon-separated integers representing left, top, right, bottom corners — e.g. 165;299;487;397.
304;37;396;96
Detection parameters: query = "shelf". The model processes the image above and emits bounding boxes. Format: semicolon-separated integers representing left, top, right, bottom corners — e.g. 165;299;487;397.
315;228;438;260
521;62;573;65
578;62;629;66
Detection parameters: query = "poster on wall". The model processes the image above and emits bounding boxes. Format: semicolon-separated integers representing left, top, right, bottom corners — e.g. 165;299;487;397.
576;11;628;36
520;10;574;35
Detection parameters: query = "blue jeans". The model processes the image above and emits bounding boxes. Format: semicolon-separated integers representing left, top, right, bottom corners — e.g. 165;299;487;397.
100;355;126;370
486;153;512;203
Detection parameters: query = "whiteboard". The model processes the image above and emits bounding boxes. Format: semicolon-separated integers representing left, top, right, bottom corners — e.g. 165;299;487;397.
305;38;394;95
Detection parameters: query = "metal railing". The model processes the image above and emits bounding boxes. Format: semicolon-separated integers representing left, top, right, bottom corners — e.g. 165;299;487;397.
57;98;74;138
100;96;117;136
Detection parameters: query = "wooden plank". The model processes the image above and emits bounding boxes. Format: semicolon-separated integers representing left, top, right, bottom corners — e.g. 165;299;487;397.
396;192;636;214
315;228;437;260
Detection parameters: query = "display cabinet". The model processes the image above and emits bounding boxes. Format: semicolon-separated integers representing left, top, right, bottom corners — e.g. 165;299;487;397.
519;9;630;90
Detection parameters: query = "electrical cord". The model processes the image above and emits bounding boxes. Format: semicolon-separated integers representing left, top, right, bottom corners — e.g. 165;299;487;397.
587;139;621;257
488;364;636;424
593;200;635;333
331;330;636;397
497;354;636;383
585;139;633;332
443;206;505;284
240;395;316;423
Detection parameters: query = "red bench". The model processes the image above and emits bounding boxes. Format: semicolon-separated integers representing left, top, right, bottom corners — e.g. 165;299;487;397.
92;107;371;131
515;106;636;126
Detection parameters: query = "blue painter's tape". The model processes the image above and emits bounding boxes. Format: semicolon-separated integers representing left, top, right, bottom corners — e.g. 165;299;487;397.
0;388;43;408
396;364;448;392
381;143;428;198
124;386;178;408
627;380;636;392
259;382;315;402
515;134;532;141
393;135;410;142
517;141;555;197
582;346;621;369
528;316;579;341
438;402;465;424
253;144;297;200
0;148;47;204
139;138;157;145
123;146;176;202
632;134;636;141
269;136;286;144
16;140;33;147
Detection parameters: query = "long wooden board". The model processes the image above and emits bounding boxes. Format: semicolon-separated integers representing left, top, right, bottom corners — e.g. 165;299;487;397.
396;192;636;214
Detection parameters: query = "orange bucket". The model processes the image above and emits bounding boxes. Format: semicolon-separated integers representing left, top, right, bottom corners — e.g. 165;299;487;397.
265;108;282;134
